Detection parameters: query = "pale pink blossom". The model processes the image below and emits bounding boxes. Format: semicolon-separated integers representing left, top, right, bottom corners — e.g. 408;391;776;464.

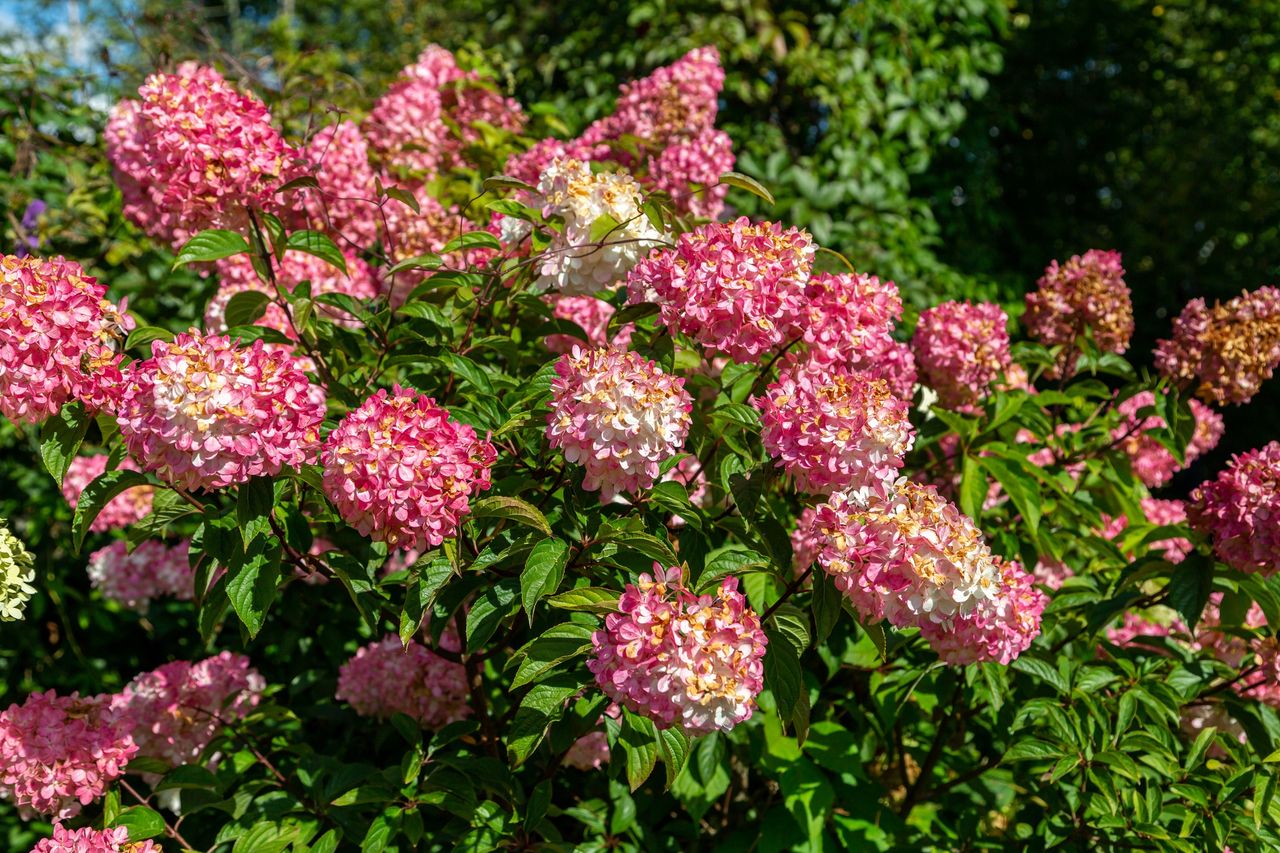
911;301;1011;411
86;540;193;611
30;824;160;853
336;634;469;728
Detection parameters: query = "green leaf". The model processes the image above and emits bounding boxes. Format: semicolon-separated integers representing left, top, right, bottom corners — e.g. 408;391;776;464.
465;577;520;653
772;604;811;654
225;537;283;638
506;672;586;766
71;469;152;552
1167;554;1215;630
470;496;552;537
601;529;679;566
1011;655;1069;694
719;171;775;206
607;302;659;338
698;547;769;592
509;623;594;689
764;628;804;726
483;175;536;194
124;325;174;351
39;402;89;487
980;456;1041;535
657;727;691;790
810;569;842;645
285;230;347;273
521;538;570;621
545;586;619;614
386;253;444;275
1003;738;1064;762
172;229;251;268
441;230;502;255
958;454;986;521
619;708;660;791
225;290;271;328
399;551;456;644
111;805;166;841
236;477;275;546
383;185;419;214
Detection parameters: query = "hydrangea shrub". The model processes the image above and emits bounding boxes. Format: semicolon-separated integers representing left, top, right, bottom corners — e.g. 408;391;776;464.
2;44;1280;852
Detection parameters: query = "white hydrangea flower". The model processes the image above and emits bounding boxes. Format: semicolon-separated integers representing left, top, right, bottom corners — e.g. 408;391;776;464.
535;158;665;295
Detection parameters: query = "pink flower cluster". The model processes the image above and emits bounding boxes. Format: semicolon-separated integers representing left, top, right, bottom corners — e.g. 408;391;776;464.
0;690;136;818
911;300;1012;411
322;387;497;551
365;45;525;181
800;272;902;364
1190;441;1280;575
106;63;301;247
336;634;470;728
1105;611;1186;648
588;565;767;735
546;347;692;501
1112;391;1223;487
754;357;915;495
0;255;133;424
292;121;382;249
1154;285;1280;406
87;540;193;611
544;294;634;355
382;193;498;306
802;482;1045;665
61;455;154;532
628;218;815;362
111;652;264;767
1024;250;1133;376
205;249;380;337
117;331;325;491
30;825;160;853
1139;498;1193;564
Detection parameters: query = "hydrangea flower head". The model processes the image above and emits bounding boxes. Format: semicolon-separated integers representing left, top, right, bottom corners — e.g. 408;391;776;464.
322;387;496;551
0;519;35;622
116;331;325;491
1024;250;1133;375
535;159;664;295
647;128;735;219
546;347;692;501
918;558;1047;665
0;255;133;423
588;565;767;735
1190;441;1280;575
111;652;264;767
754;357;914;495
0;690;136;818
31;824;160;853
1112;391;1224;488
336;634;469;728
800;271;903;368
1139;498;1193;564
61;455;154;532
628;217;815;362
1155;286;1280;405
911;300;1012;411
293;121;382;249
87;540;193;611
106;63;301;247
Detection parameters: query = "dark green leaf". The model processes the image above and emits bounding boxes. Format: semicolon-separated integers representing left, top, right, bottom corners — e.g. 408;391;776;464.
111;805;166;841
619;708;660;791
39;402;89;486
172;229;250;268
225;290;271;328
465;577;520;653
470;496;552;536
521;538;569;621
225;537;282;637
236;477;275;546
71;469;152;552
285;230;347;273
506;672;586;766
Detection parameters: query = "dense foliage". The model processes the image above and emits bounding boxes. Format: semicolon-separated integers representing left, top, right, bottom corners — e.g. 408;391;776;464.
3;20;1280;853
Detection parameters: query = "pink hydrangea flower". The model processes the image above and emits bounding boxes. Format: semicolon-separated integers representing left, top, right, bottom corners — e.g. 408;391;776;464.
919;558;1046;665
1155;285;1280;406
791;505;823;577
1106;611;1187;648
0;255;133;424
588;564;767;735
365;45;525;181
382;192;497;306
61;455;153;532
872;339;920;401
647;128;735;219
106;63;302;248
30;824;160;853
86;540;193;611
1112;391;1223;488
0;690;137;819
753;357;914;495
628;218;814;362
1190;441;1280;575
1140;498;1193;564
802;481;1045;664
1024;250;1133;376
911;301;1012;411
322;387;497;551
1032;558;1073;590
116;331;326;491
292;121;382;249
111;652;264;767
546;347;692;501
799;272;903;367
336;634;469;728
205;249;380;337
544;294;634;354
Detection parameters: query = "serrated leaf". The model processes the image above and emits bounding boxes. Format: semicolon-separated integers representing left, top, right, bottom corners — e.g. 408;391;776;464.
470;496;552;536
764;628;802;725
509;623;594;689
1004;738;1064;762
225;537;282;637
225;290;271;328
619;708;660;791
285;230;347;273
465;577;520;652
71;469;152;552
172;229;250;268
657;727;691;790
124;325;174;351
506;673;586;766
719;171;775;206
383;185;419;213
441;230;502;254
545;586;619;614
236;477;275;546
386;253;443;275
111;805;165;841
1167;554;1214;630
1011;655;1069;694
39;402;89;486
521;538;569;621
